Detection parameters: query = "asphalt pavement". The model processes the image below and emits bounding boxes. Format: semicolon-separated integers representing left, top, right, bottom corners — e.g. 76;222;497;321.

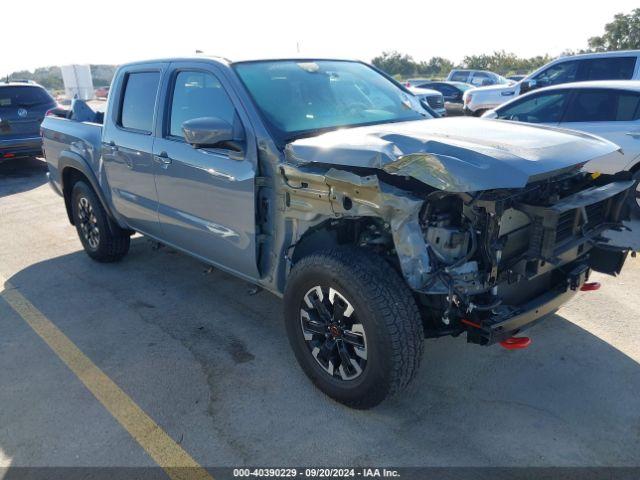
1;157;639;472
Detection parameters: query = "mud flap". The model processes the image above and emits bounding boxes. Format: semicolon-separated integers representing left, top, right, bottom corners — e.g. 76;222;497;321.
588;245;629;275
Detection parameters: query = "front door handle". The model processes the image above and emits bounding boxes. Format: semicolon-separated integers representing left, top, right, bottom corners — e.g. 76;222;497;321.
626;131;640;139
154;151;173;167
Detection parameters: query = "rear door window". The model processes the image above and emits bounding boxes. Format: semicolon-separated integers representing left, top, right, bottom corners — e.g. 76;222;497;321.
615;92;640;120
168;71;236;138
119;72;160;133
0;86;53;108
583;57;636;80
564;90;640;122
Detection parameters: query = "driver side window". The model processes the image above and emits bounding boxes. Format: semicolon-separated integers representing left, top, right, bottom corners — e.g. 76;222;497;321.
532;61;579;87
497;92;568;123
169;71;236;138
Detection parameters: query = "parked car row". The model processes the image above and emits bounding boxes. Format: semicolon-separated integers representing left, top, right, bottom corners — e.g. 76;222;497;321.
463;50;640;116
405;70;517;116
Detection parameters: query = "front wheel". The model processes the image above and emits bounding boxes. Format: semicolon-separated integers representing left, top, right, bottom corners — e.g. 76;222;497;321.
284;248;424;409
71;181;130;262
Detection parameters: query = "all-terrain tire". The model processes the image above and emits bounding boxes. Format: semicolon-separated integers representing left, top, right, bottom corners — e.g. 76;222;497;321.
71;181;130;262
284;247;424;409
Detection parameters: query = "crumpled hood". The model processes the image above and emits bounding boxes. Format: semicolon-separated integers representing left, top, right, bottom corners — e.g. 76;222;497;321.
284;117;622;192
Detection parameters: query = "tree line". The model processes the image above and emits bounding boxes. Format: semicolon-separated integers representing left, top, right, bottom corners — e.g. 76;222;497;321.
4;65;117;92
373;7;640;78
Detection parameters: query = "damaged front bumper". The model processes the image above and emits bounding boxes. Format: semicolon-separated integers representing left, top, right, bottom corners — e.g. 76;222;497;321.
461;179;634;346
465;262;595;345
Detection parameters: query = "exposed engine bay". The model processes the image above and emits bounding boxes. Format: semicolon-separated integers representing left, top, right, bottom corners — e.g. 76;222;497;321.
279;161;633;346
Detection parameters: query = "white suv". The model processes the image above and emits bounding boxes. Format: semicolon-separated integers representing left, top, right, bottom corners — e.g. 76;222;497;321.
483;80;640;216
463;50;640;116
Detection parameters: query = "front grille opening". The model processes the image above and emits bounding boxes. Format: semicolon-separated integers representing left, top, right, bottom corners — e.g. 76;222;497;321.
426;96;444;109
555;198;612;247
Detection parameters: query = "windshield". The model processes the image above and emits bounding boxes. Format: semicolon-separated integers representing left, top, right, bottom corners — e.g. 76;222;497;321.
0;86;53;108
234;60;428;141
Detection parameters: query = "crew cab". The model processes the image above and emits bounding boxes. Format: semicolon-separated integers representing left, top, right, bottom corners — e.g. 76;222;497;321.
463;50;640;116
42;57;634;408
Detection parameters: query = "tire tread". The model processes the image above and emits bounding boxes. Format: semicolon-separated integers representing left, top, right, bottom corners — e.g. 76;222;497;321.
285;247;424;408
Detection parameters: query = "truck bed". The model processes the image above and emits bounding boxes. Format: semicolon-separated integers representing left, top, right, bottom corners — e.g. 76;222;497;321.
41;115;103;195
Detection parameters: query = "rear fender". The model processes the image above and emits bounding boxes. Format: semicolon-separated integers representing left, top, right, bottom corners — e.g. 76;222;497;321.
59;151;126;234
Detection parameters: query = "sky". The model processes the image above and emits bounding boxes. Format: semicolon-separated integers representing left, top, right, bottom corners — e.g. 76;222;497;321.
2;0;638;77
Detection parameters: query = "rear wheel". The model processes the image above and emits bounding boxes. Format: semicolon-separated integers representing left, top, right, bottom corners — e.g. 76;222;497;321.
284;248;424;409
71;181;130;262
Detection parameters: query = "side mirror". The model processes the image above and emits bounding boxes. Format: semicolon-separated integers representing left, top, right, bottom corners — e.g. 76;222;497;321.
182;117;234;148
519;79;537;95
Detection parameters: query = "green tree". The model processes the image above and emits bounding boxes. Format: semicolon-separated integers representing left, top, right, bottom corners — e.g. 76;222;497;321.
371;51;417;77
5;65;117;91
588;8;640;51
461;51;551;75
416;57;454;77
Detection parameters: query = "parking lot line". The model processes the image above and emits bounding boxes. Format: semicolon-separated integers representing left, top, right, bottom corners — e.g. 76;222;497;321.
0;275;214;480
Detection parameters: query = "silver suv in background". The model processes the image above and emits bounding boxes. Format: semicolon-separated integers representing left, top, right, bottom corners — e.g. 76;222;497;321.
446;69;512;87
463;50;640;116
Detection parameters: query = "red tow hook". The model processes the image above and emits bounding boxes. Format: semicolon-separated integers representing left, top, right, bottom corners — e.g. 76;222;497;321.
500;337;531;350
580;282;601;292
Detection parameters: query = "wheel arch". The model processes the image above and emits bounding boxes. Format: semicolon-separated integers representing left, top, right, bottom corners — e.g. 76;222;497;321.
289;217;394;266
59;154;126;235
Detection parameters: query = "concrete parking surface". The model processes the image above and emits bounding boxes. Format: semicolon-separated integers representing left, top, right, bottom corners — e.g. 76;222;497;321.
1;158;640;471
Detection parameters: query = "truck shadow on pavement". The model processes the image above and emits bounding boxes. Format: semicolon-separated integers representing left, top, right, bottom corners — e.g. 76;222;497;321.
0;157;47;198
3;236;640;467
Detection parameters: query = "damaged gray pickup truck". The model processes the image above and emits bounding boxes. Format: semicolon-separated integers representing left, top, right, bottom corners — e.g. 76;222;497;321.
42;57;634;408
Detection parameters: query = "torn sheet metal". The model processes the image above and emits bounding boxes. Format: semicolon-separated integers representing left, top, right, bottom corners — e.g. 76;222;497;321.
285;117;623;192
281;164;433;290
